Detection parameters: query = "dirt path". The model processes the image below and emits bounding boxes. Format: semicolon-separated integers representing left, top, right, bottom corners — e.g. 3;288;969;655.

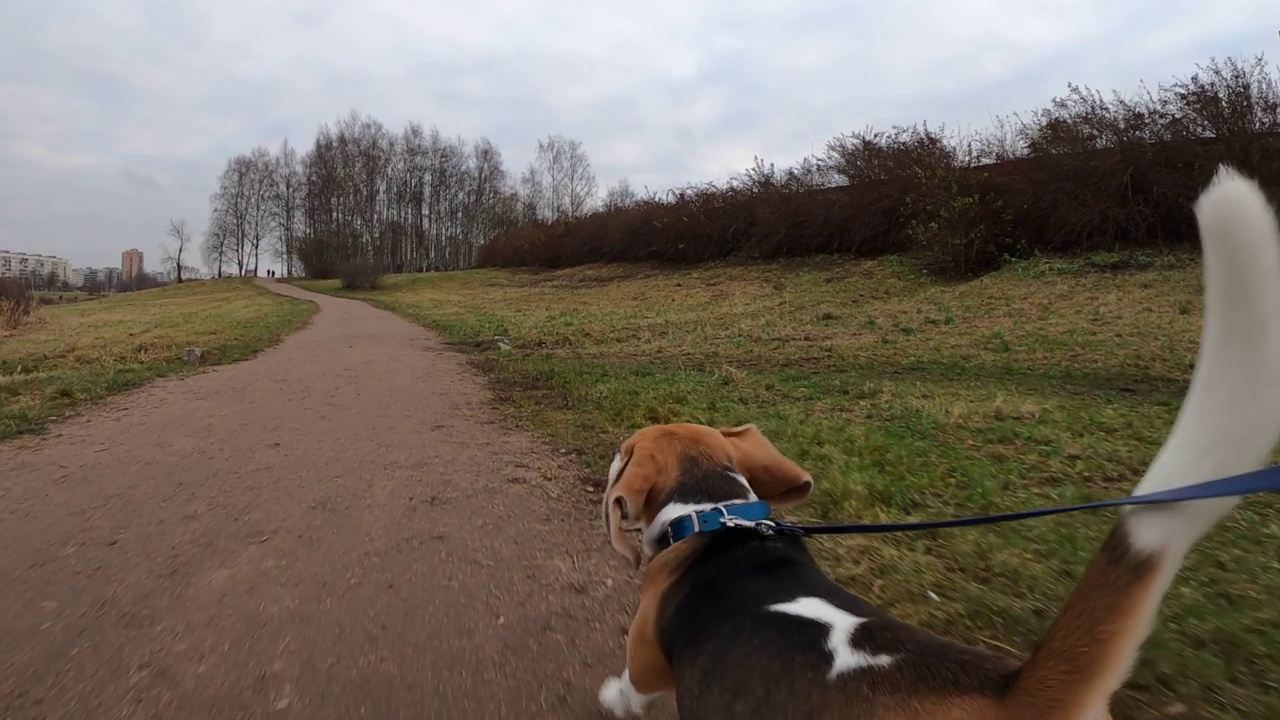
0;279;668;719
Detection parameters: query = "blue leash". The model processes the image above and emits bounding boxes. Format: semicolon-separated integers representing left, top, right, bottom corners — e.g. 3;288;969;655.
662;464;1280;547
775;463;1280;536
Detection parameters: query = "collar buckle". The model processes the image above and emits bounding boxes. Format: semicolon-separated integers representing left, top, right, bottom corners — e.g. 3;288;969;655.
721;513;778;535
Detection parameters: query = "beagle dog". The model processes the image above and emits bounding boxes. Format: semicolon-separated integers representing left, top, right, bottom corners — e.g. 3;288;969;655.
597;165;1280;720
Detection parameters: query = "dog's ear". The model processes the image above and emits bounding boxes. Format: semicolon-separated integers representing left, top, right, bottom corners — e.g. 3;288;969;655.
602;442;667;568
605;490;644;569
718;424;813;508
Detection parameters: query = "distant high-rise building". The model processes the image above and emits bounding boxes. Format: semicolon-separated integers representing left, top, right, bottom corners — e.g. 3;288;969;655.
121;248;144;280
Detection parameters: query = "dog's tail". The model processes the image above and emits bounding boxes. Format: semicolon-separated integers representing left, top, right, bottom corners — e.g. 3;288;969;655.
1001;165;1280;720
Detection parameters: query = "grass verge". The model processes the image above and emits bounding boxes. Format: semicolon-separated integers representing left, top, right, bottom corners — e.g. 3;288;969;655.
298;252;1280;719
1;279;314;441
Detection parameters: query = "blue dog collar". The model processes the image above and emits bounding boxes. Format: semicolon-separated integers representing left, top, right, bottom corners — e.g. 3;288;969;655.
658;499;775;550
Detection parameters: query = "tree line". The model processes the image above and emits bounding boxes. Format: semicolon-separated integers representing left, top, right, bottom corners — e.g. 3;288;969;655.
194;111;628;279
186;54;1278;282
478;53;1280;277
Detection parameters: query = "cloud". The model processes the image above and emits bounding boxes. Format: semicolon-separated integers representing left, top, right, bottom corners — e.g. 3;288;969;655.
0;0;1272;267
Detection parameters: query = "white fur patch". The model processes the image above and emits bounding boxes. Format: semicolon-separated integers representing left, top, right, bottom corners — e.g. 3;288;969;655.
607;452;625;490
598;670;657;718
768;596;895;679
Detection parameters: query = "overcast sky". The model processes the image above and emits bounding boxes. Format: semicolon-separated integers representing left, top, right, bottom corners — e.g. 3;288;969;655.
0;0;1273;270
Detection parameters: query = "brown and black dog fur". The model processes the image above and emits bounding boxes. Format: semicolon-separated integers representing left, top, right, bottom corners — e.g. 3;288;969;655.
596;166;1280;720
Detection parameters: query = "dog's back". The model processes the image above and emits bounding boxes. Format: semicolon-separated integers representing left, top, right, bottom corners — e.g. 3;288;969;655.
661;531;1022;718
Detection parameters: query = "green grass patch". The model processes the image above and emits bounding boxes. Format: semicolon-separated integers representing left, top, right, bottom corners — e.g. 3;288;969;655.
1;279;314;440
298;251;1280;719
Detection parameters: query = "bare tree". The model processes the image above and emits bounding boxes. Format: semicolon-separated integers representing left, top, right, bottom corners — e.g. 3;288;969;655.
533;134;597;221
465;137;519;262
516;161;547;222
202;197;232;278
212;155;254;274
163;217;193;283
271;139;303;276
602;177;639;210
246;146;276;276
561;140;597;219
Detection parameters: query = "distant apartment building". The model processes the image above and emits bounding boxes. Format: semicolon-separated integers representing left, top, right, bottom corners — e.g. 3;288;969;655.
0;250;71;287
72;266;121;290
121;248;144;280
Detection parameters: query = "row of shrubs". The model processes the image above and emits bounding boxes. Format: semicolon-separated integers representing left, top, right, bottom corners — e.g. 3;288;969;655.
477;54;1280;278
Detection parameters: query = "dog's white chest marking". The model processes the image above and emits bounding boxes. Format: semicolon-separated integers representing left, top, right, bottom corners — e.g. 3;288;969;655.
768;597;895;679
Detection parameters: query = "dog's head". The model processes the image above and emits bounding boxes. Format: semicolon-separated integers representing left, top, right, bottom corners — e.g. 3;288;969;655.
601;422;813;567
